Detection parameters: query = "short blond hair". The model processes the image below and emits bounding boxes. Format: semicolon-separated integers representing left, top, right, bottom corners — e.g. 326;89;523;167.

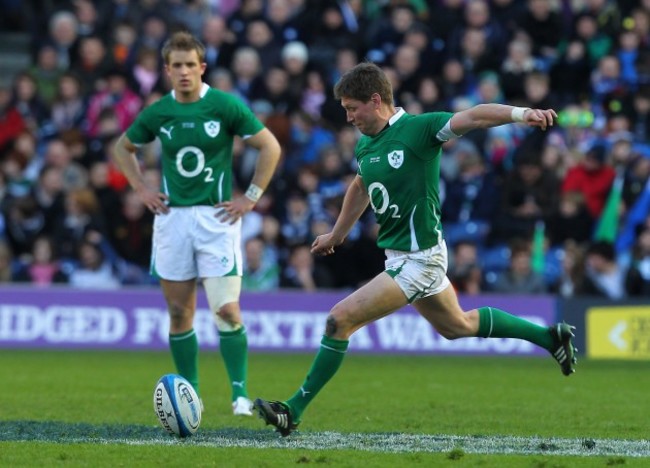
161;31;205;64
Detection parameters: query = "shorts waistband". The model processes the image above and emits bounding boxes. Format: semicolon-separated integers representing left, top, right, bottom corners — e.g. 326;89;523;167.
385;240;446;259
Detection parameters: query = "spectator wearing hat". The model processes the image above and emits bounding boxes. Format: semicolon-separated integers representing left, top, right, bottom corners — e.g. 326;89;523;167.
281;41;310;109
42;10;79;70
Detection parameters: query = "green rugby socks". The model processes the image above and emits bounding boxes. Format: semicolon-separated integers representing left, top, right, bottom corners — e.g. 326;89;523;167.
478;306;553;350
219;327;249;400
286;335;349;421
169;329;200;395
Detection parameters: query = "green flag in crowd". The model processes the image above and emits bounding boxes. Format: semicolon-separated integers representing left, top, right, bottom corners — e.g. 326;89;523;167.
594;172;624;243
531;220;545;274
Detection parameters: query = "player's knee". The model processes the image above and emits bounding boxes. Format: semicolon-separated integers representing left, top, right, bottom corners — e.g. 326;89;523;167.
324;304;354;338
168;302;191;329
215;303;242;332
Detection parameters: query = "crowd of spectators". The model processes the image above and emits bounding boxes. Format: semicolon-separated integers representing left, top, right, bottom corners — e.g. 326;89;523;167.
0;0;649;299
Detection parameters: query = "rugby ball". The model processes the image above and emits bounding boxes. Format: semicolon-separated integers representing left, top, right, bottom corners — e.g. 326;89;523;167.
153;374;202;437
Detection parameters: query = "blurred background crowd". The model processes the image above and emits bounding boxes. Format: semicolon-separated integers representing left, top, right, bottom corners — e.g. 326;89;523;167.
0;0;649;299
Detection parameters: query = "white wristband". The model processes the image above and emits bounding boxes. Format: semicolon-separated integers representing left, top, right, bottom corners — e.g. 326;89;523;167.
244;184;264;203
511;107;529;123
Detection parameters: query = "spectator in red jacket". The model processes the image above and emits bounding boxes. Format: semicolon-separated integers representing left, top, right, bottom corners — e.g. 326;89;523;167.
0;85;26;154
561;143;616;220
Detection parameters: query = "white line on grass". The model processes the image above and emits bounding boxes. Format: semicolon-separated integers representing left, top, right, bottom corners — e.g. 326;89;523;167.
1;422;649;457
111;433;650;458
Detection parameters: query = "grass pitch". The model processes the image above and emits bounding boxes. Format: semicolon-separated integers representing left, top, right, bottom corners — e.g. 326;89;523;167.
0;349;648;466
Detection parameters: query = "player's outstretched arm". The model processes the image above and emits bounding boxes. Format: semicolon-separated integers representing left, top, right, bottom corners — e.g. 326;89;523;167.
449;103;557;136
215;127;281;224
113;133;169;214
312;176;369;256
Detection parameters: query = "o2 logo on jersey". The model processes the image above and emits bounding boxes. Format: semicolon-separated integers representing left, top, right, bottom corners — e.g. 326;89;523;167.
388;150;404;169
368;182;401;219
176;146;215;182
204;121;221;138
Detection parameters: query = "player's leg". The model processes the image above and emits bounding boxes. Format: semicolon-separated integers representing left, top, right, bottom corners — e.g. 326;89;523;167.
203;276;252;415
152;209;203;394
160;278;201;394
414;285;577;375
255;272;408;435
196;209;253;413
412;284;479;338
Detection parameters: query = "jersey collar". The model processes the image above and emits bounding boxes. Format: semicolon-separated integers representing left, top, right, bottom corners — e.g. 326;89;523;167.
388;107;406;127
171;83;209;101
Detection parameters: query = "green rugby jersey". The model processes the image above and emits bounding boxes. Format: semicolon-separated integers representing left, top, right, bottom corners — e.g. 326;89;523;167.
356;108;453;252
126;83;264;206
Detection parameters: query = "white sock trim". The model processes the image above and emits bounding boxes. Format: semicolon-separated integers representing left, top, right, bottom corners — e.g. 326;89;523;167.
488;307;494;338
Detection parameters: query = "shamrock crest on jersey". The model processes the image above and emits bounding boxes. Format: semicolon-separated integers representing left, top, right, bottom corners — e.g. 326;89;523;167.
388;150;404;169
204;121;220;138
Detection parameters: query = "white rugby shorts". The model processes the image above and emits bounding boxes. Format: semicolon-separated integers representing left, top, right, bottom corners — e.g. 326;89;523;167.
151;206;242;281
384;241;451;303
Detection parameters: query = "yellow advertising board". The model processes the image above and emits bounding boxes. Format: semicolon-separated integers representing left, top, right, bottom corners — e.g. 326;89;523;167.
586;306;650;359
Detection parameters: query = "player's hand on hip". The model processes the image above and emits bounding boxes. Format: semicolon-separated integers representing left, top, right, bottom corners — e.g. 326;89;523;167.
136;186;169;215
311;233;338;256
525;108;557;131
215;197;255;224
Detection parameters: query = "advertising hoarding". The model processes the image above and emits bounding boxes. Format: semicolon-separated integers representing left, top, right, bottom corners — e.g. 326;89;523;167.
0;287;555;356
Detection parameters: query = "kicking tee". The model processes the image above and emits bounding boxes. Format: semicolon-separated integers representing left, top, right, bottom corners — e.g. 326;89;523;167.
356;108;453;252
126;83;264;206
